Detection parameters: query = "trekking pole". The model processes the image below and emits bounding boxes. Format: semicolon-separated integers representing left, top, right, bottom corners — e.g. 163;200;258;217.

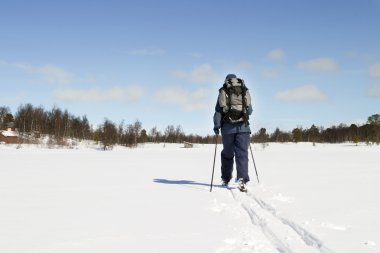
210;134;218;192
249;143;260;184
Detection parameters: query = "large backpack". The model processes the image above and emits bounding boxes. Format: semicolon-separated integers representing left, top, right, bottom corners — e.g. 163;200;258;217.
218;77;251;125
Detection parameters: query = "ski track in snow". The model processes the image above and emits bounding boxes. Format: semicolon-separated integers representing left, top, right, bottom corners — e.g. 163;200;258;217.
248;192;334;253
230;187;334;253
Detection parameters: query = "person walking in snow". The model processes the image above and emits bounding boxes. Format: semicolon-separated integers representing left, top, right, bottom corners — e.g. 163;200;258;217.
213;74;253;192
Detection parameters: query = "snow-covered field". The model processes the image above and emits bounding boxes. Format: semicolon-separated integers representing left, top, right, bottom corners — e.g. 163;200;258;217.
1;142;379;253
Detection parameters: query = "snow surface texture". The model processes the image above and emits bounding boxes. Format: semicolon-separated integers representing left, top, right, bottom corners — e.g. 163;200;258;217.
0;142;379;253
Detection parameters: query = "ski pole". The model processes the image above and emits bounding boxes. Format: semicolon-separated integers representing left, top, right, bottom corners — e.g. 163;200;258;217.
210;134;218;192
249;143;260;184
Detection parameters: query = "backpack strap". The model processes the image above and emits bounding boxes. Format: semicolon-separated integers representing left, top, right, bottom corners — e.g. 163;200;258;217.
238;78;249;126
220;84;231;110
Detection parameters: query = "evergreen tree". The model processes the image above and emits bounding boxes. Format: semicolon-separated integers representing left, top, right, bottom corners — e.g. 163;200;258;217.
252;128;269;143
292;128;302;143
139;129;148;143
367;114;380;125
100;119;118;150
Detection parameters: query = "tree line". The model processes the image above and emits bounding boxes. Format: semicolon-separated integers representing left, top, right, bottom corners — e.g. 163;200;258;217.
251;114;380;145
1;104;379;147
0;104;213;149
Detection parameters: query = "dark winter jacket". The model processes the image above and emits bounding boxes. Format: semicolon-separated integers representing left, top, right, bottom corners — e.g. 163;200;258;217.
213;101;252;135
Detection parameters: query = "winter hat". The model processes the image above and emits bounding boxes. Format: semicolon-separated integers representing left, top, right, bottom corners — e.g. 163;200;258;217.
225;74;237;80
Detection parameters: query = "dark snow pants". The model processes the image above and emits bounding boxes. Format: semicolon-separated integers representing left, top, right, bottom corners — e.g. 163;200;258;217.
221;132;250;183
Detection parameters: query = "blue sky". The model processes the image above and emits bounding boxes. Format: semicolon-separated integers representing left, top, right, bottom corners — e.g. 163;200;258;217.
1;0;380;135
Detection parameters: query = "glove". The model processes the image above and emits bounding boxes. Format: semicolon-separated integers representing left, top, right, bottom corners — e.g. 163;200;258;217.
213;111;222;135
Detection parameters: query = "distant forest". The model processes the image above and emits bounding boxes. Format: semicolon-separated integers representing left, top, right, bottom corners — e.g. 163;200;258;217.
1;104;379;148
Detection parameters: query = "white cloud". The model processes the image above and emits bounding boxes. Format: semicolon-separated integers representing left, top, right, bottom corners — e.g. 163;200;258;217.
0;93;26;104
236;61;253;70
53;85;144;102
261;68;280;79
298;57;338;72
275;84;328;102
39;65;73;84
368;84;380;97
172;64;219;84
12;62;73;84
154;86;211;111
124;48;166;56
267;49;286;60
369;63;380;77
344;51;375;61
171;70;188;79
191;64;219;83
188;53;203;58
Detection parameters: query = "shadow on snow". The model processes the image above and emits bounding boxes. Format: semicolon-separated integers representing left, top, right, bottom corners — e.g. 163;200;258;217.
153;179;231;191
